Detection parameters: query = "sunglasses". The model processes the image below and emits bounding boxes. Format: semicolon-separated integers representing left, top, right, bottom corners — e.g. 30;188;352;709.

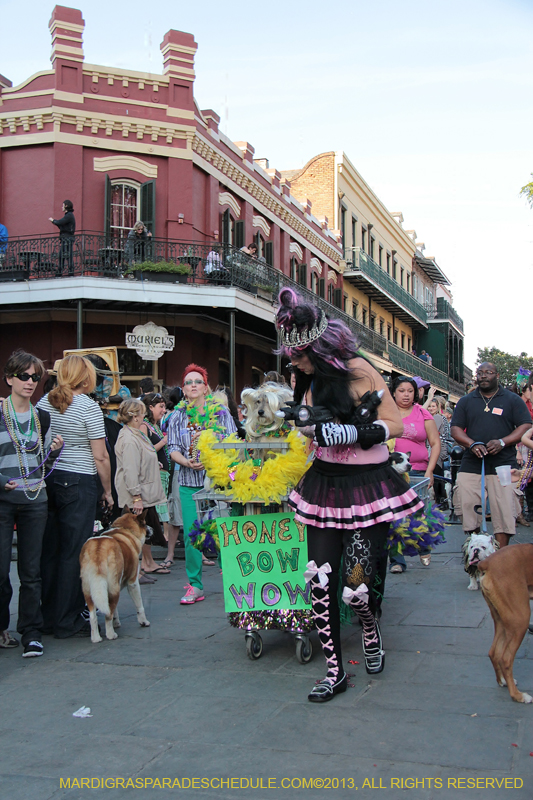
12;372;41;383
184;379;205;386
149;393;163;403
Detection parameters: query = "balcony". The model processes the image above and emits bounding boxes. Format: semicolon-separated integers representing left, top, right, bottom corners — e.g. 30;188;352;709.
343;248;428;328
387;344;449;391
0;231;390;359
0;232;456;390
426;298;464;334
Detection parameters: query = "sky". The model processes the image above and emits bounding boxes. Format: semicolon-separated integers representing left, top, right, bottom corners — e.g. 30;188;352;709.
2;0;532;368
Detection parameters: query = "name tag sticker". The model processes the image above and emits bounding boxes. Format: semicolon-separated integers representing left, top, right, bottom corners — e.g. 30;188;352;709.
492;407;503;415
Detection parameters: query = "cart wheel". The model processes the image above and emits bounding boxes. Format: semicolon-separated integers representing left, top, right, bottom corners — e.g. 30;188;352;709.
245;632;263;660
295;636;313;664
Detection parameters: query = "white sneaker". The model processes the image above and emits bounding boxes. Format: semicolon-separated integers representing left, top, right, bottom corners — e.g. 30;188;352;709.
180;584;205;604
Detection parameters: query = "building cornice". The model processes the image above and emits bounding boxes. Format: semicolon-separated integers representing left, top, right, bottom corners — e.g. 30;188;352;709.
0;106;195;146
192;134;341;265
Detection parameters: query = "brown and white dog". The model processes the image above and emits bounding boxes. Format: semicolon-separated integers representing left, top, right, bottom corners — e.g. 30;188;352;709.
478;543;533;703
462;533;499;590
241;382;293;442
79;509;150;643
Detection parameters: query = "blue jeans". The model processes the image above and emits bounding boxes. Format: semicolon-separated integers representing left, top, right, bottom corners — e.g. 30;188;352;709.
0;501;48;645
41;471;98;637
389;470;429;570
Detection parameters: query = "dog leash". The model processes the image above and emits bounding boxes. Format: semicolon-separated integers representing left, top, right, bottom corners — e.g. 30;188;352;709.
480;453;487;534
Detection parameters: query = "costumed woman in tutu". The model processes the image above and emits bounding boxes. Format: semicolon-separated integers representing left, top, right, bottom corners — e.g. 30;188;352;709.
276;288;423;702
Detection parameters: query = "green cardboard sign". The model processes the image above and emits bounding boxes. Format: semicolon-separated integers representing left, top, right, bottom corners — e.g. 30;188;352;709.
217;512;311;613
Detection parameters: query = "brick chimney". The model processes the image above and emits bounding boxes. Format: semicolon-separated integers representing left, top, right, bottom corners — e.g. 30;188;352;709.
160;30;197;111
49;6;85;95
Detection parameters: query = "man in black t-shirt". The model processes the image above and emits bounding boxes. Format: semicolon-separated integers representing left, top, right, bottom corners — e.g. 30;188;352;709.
451;362;531;547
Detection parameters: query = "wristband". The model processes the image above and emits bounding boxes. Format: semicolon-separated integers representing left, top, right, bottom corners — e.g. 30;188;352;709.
132;496;141;502
499;439;505;449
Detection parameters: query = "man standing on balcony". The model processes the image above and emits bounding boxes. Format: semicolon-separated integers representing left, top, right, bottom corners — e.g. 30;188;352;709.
49;200;75;276
450;362;531;548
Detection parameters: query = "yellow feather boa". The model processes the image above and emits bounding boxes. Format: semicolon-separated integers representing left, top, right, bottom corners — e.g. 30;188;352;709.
197;428;310;504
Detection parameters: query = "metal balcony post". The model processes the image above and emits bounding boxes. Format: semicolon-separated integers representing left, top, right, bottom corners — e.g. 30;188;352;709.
229;309;236;396
76;299;83;348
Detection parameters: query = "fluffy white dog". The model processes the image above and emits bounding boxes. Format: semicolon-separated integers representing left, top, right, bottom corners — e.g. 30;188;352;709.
241;382;293;441
462;532;499;590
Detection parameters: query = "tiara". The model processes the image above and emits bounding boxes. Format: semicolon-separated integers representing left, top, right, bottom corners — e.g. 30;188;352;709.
279;312;328;348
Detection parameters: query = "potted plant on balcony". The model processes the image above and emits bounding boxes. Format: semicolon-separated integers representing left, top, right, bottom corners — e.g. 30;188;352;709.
127;260;192;284
256;283;275;302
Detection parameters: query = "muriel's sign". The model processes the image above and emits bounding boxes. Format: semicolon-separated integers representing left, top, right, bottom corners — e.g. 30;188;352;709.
217;512;311;612
125;321;175;361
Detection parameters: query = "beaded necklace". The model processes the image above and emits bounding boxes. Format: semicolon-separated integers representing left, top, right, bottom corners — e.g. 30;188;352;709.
1;399;45;500
178;395;226;462
144;419;170;465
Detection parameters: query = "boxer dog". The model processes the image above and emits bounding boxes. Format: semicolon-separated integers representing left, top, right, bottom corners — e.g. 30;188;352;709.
478;543;533;703
79;509;150;643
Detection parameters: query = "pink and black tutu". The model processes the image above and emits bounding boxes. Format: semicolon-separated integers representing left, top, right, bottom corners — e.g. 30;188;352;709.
289;459;424;530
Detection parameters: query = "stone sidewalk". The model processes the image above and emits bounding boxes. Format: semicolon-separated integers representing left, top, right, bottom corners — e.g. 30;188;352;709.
1;523;532;800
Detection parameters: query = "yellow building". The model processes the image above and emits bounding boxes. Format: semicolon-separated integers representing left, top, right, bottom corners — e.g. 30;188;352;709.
283;151;463;397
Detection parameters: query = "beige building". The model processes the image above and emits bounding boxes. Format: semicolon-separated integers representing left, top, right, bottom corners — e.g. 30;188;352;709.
283;151;465;398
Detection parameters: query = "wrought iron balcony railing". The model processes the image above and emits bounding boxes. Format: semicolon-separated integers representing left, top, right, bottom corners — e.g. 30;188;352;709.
387;344;449;390
0;231;458;390
426;297;464;333
344;248;428;326
0;231;391;358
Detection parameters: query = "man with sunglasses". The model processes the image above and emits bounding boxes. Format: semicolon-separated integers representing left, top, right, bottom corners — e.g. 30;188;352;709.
450;362;531;548
0;350;63;656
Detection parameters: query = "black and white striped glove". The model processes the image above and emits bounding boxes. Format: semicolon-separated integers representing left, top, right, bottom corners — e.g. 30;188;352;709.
315;420;390;450
315;423;358;448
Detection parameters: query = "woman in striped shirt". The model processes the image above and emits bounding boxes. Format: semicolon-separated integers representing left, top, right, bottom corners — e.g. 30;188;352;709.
38;355;113;638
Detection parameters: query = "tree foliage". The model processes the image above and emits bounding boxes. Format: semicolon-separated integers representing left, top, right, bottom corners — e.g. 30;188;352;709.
520;175;533;207
477;347;533;387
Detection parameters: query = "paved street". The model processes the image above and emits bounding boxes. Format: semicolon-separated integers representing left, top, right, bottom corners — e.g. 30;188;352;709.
1;523;532;800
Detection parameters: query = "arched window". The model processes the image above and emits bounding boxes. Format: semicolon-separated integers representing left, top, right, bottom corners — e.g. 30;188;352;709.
104;176;155;242
110;181;140;239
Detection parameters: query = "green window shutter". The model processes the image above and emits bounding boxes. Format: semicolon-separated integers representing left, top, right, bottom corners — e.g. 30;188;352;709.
334;288;342;308
104;175;112;240
140;179;156;234
222;209;230;244
265;241;273;267
298;263;307;288
235;220;244;249
318;278;325;299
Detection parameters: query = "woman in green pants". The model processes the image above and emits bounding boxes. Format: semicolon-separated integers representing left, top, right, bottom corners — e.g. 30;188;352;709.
167;364;236;604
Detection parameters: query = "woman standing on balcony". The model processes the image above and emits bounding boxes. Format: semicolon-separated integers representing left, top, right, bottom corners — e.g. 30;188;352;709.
278;289;423;702
388;376;441;573
49;200;76;276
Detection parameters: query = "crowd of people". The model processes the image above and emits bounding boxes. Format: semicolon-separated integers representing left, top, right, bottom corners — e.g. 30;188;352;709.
1;307;533;707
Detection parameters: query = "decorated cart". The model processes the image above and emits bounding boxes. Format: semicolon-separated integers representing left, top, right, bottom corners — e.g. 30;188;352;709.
191;432;315;662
